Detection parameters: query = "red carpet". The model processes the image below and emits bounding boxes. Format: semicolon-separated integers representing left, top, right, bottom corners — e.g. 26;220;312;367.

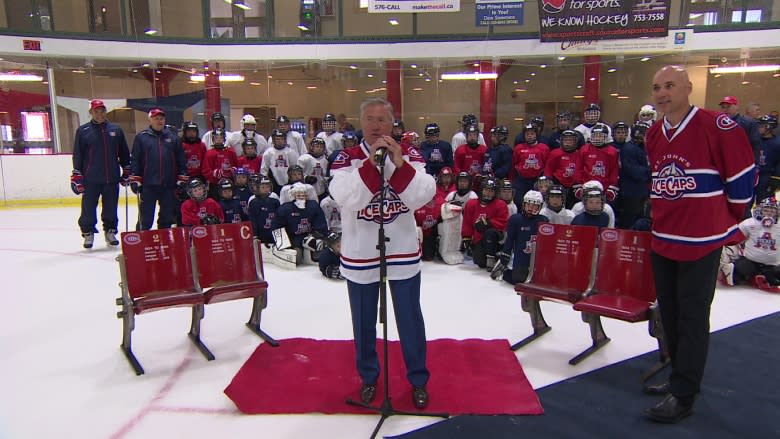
224;338;543;415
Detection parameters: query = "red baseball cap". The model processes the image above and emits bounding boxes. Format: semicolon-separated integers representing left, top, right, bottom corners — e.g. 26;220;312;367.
719;96;738;106
89;99;106;110
148;108;166;118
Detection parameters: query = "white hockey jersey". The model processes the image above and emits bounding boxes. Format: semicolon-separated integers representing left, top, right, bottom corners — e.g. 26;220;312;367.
540;206;575;225
298;153;329;195
268;131;307;157
317;131;344;156
227;130;269;158
330;141;435;283
260;146;300;186
738;217;780;265
451;131;486;149
320;195;342;233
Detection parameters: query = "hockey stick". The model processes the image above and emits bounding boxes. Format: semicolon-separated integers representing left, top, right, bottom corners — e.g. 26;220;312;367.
124;184;129;233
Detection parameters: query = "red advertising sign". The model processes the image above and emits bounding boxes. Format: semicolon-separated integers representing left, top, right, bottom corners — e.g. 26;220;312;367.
538;0;670;42
23;40;42;51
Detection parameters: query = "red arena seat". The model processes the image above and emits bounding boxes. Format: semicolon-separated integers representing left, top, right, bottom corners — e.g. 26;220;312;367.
512;223;599;351
116;228;213;375
190;222;277;347
572;229;668;375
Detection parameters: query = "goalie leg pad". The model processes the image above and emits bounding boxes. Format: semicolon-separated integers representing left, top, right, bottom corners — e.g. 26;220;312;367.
271;247;298;269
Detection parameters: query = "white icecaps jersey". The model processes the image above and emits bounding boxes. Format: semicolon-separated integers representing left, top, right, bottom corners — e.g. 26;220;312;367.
268;131;307;157
540;206;575;225
317;131;344;156
329;141;435;284
298;153;329;195
260;146;300;186
227;131;269;158
320;195;342;233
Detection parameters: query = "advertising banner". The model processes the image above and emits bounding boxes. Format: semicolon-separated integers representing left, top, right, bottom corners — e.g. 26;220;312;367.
476;0;524;26
537;0;670;42
367;0;460;13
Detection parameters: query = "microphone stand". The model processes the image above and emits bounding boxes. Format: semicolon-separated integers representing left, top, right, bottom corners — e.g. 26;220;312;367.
346;149;448;439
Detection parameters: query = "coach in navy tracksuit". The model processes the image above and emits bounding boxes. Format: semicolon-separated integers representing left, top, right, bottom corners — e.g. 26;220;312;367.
130;108;187;230
71;99;130;248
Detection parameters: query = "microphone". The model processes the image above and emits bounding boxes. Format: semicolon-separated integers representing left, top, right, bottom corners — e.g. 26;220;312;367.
374;147;388;164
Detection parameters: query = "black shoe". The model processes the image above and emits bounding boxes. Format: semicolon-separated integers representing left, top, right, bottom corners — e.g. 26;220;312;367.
412;386;429;409
360;384;376;404
643;381;671;396
644;394;693;424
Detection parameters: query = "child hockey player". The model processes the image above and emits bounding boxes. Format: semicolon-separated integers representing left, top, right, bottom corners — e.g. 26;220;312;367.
720;197;780;290
238;138;262;175
273;183;329;264
572;187;610;228
261;128;300;195
461;177;509;269
454;125;487;191
181;178;224;226
202;128;238;199
493;190;548;284
298;137;329;199
438;172;478;265
499;179;517;216
414;195;443;261
540;184;574;225
319;231;344;280
247;176;279;244
217;178;245;223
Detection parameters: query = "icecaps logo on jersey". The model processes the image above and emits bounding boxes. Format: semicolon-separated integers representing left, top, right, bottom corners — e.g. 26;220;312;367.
123;233;141;245
275;155;288;168
564;162;576;177
430;149;443;162
357;187;409;224
716;114;738;131
296;218;311;235
652;162;697;200
591;161;606;177
524;154;541;170
755;232;776;250
538;223;556;236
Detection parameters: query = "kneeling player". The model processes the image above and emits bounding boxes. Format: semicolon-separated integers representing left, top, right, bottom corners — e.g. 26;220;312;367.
319;231;344;280
572;187;610;228
181;179;224;226
461;177;509;270
540;184;574;225
720;198;780;290
247;176;279;243
493;190;548;283
273;183;329;265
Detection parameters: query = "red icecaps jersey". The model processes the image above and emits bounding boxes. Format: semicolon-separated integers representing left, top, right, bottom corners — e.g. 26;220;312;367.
436;183;455;200
182;140;206;178
545;148;580;188
181;198;224;226
576;143;619;191
646;106;755;260
454;144;488;177
415;197;443;236
202;148;238;184
238;155;262;175
461;198;509;244
512;142;550;180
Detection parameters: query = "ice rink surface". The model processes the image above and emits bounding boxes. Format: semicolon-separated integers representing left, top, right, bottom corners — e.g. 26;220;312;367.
2;205;778;439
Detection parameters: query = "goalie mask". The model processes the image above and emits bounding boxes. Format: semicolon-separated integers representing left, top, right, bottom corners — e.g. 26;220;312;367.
186;179;208;202
638;104;657;123
755;197;779;227
523;190;544;217
584;103;601;124
291;183;308;208
322;113;337;134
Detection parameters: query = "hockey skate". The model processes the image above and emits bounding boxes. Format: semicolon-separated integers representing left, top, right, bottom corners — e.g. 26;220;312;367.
105;229;119;246
82;232;94;249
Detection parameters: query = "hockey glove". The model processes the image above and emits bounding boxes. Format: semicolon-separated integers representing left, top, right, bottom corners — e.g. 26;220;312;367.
200;214;221;225
222;167;235;179
460;238;472;253
302;235;323;252
212;169;224;180
573;184;583;200
177;174;189;188
325;265;344;280
606;187;618;202
497;250;511;267
119;166;131;186
129;175;143;194
70;170;85;195
490;260;507;281
304;176;318;185
474;217;492;233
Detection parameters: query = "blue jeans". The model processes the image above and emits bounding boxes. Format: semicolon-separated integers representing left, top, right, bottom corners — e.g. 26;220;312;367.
347;272;430;387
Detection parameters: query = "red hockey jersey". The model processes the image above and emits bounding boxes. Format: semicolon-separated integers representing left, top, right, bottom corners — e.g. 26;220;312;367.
238;155;262;175
182;140;206;179
512;142;550;180
461;198;509;244
202;148;239;184
415;197;443;236
454;144;488;177
576;143;620;192
544;147;580;188
646;106;755;260
181;198;225;226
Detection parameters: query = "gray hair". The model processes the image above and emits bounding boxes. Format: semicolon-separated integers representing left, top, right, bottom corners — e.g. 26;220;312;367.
360;98;394;120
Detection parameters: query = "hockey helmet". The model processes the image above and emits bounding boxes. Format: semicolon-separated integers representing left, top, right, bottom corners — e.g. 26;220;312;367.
490;125;509;143
755;197;779;226
590;123;609;147
241;114;257;129
186;178;208;202
638;104;657;122
287;164;304;182
523;190;544;216
462;114;477;127
631;121;650;143
480;177;498;203
424;123;440;137
211;128;226;147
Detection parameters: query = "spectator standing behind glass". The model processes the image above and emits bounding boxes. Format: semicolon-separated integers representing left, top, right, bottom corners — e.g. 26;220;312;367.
642;65;755;424
329;97;436;410
130;108;188;230
71;99;130;249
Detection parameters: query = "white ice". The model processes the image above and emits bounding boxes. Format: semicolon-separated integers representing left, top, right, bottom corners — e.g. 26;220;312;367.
1;205;778;439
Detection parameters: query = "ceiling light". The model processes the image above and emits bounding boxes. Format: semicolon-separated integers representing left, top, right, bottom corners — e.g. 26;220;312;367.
607;68;617;73
617;96;630;99
610;92;619;96
412;87;423;91
349;65;358;70
297;25;309;31
530;72;536;76
388;19;399;25
557;56;566;61
287;81;294;85
589;77;596;81
576;85;583;89
267;75;273;79
425;78;431;82
306;86;317;89
774;73;780;77
440;73;498;80
472;63;480;67
573;95;585;99
514;88;527;92
141;62;151;68
72;69;86;74
640;57;650;62
249;82;262;86
190;74;245;82
224;0;251;10
741;81;750;85
367;73;374;78
524;79;530;83
713;74;722;78
710;65;780;74
0;73;44;82
540;64;547;68
513;80;518;84
144;28;157;35
347;89;357;92
410;64;418;68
